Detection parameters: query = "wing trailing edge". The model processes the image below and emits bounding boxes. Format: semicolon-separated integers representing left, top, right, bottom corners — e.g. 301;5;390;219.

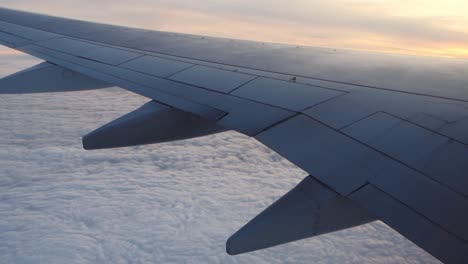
0;61;111;94
227;176;375;255
83;100;226;150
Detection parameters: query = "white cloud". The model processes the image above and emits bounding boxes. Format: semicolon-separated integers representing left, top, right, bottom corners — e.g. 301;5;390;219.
0;48;440;263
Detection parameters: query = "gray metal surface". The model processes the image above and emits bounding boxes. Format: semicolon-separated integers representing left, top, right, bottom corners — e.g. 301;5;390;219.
20;45;234;112
169;65;256;93
217;101;294;135
365;157;468;243
19;45;226;120
350;185;468;264
344;112;468;197
227;176;375;255
438;118;468;144
0;61;111;93
231;77;344;111
0;31;28;46
1;8;468;101
37;37;142;65
83;101;226;150
305;89;468;144
120;55;194;78
256;115;383;195
307;89;468;126
0;20;58;41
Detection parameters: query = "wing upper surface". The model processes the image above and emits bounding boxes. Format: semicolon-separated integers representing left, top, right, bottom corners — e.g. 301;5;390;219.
1;7;468;101
1;7;468;263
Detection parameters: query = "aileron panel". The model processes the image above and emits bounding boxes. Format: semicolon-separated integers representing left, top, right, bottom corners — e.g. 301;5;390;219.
366;156;468;243
232;77;344;111
256;115;383;194
0;31;29;46
36;37;142;65
343;112;468;197
169;65;256;93
350;185;468;264
218;101;294;135
120;55;194;78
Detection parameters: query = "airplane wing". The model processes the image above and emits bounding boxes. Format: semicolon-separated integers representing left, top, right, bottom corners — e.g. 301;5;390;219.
1;7;468;263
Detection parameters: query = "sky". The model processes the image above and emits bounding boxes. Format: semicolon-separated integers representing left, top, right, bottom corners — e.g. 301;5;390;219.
2;0;468;58
0;1;455;263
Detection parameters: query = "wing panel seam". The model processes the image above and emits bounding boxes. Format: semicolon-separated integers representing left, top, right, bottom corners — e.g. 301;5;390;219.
1;18;467;102
28;43;305;114
364;183;468;244
382;111;468;147
288;114;468;199
18;45;226;119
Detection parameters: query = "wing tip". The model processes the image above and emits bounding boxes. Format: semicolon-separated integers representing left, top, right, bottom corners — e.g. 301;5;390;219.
225;237;237;256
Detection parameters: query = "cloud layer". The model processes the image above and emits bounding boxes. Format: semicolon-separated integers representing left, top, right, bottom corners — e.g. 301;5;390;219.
0;47;441;263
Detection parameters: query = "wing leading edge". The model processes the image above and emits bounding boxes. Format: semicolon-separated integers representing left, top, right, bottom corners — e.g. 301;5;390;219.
1;7;468;263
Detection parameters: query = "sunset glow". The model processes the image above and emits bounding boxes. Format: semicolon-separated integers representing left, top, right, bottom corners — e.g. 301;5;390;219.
1;0;468;59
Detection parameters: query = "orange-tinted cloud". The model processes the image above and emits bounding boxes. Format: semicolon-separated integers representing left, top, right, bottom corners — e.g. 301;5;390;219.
0;48;22;55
